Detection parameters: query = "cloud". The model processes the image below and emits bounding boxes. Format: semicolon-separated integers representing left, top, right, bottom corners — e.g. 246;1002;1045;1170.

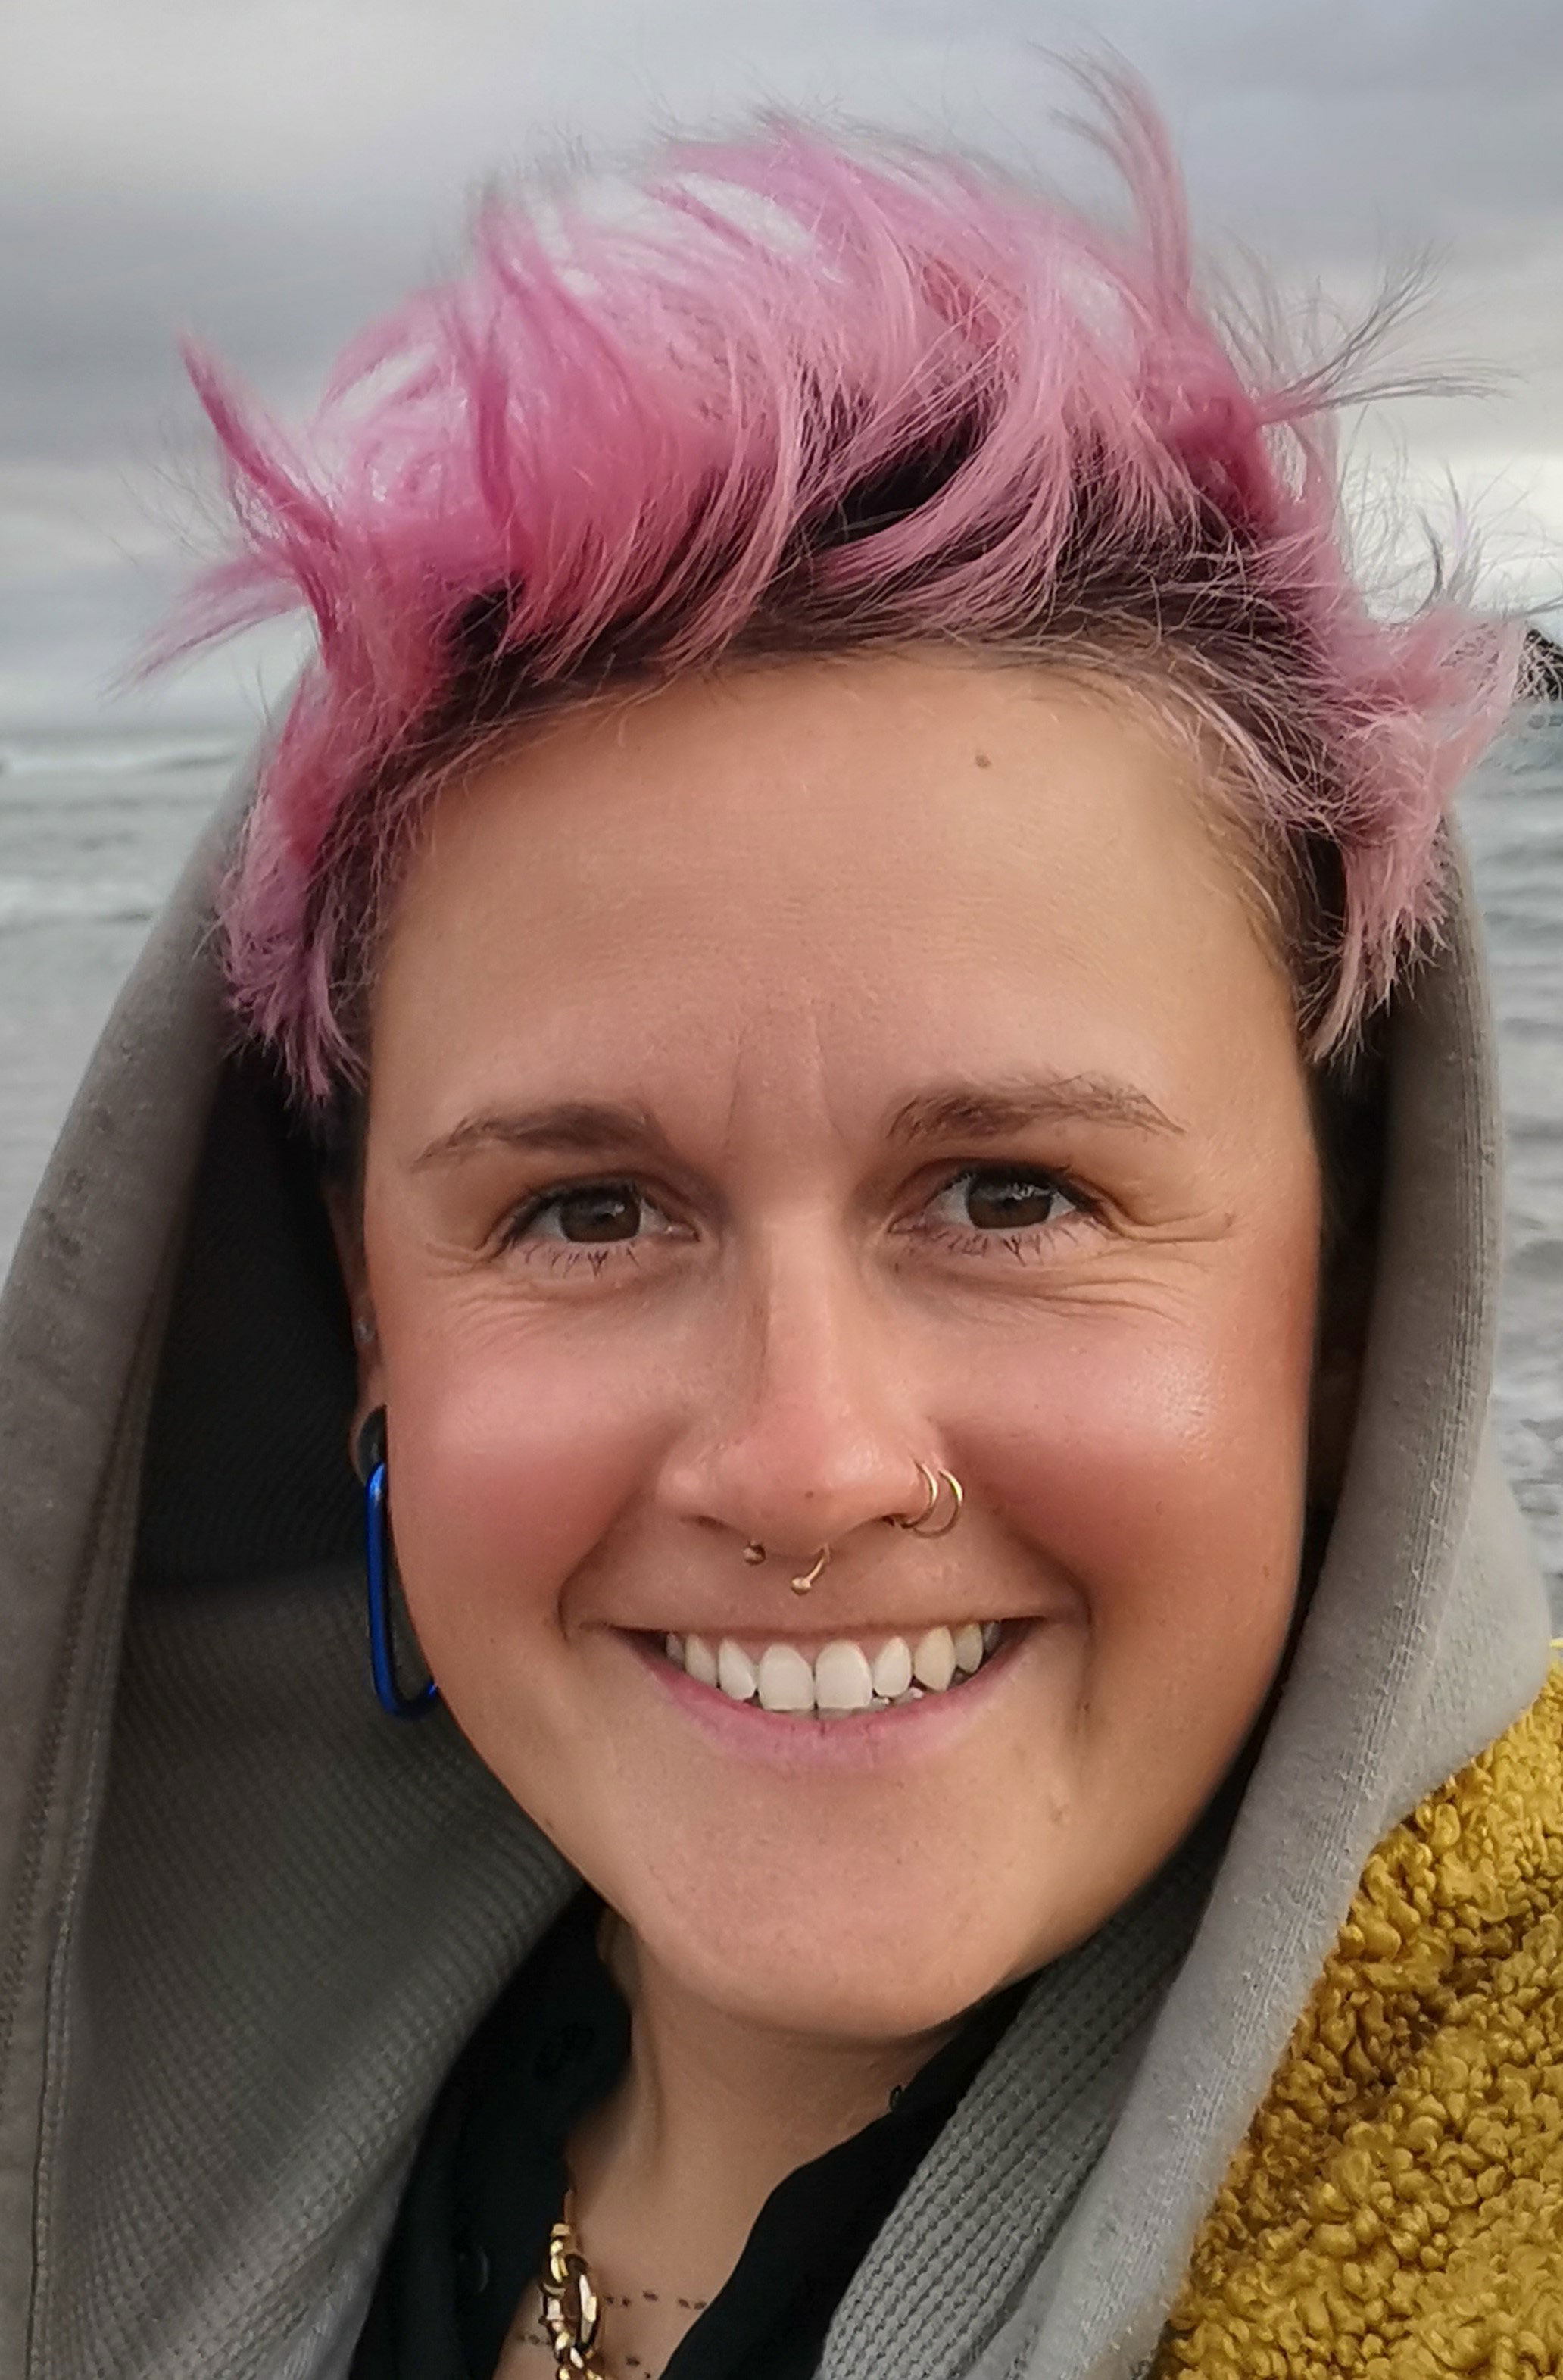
6;0;1563;725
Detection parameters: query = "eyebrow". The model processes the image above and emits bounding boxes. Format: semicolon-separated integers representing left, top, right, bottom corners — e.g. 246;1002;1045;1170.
412;1073;1179;1172
883;1074;1182;1143
413;1101;675;1171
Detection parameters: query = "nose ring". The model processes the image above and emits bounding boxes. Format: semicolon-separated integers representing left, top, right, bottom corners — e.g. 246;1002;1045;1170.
888;1462;964;1538
741;1539;831;1593
789;1546;831;1597
739;1463;963;1591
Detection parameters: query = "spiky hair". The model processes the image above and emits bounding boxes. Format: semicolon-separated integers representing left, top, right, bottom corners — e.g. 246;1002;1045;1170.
158;71;1521;1108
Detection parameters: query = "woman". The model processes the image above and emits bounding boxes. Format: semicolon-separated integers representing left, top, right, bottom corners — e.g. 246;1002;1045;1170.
0;75;1558;2380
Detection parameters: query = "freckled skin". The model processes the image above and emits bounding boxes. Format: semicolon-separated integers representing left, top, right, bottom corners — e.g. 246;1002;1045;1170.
347;651;1322;2047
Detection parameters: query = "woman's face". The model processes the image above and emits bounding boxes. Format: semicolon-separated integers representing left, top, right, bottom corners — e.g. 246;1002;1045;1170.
351;653;1322;2039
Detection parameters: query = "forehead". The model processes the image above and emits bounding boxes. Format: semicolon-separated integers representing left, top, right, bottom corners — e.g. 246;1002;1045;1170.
372;653;1293;1135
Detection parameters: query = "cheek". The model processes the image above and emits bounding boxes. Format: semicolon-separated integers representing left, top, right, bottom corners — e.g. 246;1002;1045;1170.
969;1240;1319;1694
376;1304;662;1666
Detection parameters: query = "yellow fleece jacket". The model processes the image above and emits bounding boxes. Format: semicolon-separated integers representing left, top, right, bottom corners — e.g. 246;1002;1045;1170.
1155;1664;1563;2378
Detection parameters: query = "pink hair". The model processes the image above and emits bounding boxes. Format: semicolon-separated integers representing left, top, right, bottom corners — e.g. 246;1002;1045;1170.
154;70;1522;1110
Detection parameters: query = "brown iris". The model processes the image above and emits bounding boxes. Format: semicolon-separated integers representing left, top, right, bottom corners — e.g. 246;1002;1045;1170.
549;1182;643;1241
957;1169;1066;1230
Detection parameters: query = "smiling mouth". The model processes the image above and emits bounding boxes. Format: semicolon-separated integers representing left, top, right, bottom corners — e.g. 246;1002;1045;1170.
654;1621;1008;1717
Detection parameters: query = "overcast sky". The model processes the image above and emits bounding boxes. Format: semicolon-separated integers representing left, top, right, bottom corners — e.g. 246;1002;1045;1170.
6;0;1563;732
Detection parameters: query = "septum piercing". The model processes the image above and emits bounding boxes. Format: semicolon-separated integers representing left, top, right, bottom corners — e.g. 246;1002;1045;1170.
741;1539;831;1594
742;1464;964;1594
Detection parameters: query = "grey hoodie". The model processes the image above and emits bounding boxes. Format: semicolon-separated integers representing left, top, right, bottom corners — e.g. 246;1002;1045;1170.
0;749;1552;2380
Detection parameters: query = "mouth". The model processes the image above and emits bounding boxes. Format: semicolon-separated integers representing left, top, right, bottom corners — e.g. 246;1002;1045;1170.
653;1619;1008;1718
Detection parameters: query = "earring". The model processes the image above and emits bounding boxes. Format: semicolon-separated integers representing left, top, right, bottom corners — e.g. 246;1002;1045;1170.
357;1409;440;1722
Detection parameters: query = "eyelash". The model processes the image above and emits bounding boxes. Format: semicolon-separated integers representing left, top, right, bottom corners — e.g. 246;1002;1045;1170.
493;1165;1102;1275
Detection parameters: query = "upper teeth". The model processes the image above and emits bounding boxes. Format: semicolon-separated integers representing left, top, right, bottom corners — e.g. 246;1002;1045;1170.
663;1622;1001;1714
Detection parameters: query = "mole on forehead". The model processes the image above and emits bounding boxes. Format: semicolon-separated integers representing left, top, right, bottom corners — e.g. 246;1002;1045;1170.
409;1073;1183;1171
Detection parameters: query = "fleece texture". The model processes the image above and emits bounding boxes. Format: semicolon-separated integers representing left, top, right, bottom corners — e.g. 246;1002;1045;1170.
1157;1665;1563;2379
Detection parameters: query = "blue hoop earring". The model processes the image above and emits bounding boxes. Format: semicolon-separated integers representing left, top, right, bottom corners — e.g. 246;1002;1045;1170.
357;1410;439;1722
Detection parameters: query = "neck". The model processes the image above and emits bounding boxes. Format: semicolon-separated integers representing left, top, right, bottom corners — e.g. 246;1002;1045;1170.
566;1916;955;2305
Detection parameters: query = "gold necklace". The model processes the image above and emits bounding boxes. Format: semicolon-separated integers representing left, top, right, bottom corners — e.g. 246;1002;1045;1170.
539;2194;609;2379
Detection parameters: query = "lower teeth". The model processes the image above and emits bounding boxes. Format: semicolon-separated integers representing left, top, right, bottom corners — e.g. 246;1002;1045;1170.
806;1682;934;1719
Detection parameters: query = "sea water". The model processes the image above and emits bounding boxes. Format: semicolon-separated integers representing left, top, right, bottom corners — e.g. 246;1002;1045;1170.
2;720;1561;1618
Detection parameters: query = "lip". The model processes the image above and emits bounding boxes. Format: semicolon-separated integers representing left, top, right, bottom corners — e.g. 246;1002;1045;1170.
623;1619;1033;1773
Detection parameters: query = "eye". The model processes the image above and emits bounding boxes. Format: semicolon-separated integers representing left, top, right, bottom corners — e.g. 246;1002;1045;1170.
925;1165;1089;1237
500;1178;677;1251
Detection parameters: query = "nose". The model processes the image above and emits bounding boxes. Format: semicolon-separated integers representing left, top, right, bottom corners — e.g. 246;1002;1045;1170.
657;1232;932;1568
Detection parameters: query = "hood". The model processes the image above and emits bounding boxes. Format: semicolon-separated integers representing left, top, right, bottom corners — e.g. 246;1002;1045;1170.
0;740;1552;2380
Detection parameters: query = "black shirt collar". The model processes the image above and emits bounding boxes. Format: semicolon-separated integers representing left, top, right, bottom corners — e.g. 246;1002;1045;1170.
351;1887;1025;2380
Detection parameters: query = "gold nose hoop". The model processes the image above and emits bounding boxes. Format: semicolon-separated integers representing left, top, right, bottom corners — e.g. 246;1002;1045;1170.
888;1462;964;1538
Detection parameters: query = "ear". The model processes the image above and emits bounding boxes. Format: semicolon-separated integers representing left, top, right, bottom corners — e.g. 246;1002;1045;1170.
325;1179;387;1457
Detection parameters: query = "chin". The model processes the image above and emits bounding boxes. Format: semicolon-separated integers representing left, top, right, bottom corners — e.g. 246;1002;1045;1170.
648;1899;1021;2040
600;1822;1106;2042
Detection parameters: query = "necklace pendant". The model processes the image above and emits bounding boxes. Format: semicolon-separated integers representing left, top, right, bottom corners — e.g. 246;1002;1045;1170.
541;2216;607;2378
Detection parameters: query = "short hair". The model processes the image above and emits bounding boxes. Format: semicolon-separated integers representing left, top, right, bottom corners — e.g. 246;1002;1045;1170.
156;69;1521;1113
